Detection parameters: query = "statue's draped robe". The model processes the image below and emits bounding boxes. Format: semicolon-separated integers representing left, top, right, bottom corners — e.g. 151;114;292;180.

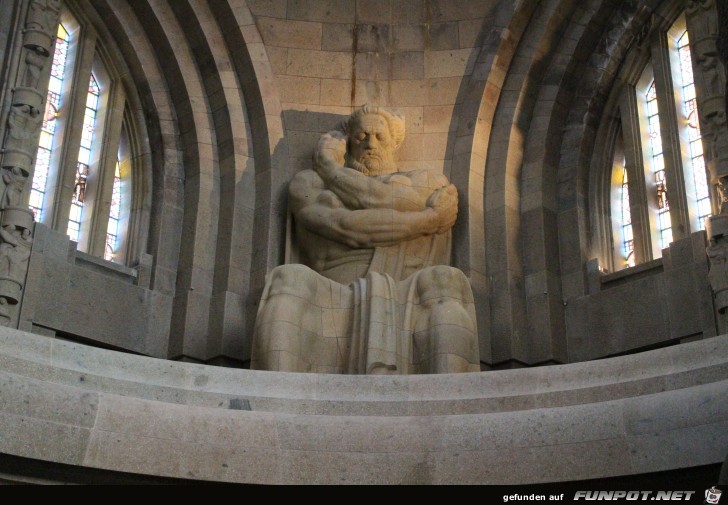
251;232;480;374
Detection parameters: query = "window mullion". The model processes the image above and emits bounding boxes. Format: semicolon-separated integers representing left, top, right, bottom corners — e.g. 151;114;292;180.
86;82;124;258
47;30;96;235
619;87;652;264
650;31;691;240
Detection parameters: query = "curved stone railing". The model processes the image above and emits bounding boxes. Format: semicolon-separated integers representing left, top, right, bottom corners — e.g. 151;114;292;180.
0;327;726;484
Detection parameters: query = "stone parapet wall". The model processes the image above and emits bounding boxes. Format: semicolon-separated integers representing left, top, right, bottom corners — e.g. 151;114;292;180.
18;223;170;357
0;327;725;484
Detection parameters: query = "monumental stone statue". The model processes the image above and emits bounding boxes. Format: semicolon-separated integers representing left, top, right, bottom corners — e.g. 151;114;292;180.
250;105;480;374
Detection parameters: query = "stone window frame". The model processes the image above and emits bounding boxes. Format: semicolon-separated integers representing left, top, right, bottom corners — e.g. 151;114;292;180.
594;7;719;273
33;2;137;264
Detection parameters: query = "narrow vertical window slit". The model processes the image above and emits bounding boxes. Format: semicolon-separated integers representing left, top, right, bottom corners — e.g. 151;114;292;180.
67;73;100;243
30;23;70;221
646;81;672;249
677;29;711;230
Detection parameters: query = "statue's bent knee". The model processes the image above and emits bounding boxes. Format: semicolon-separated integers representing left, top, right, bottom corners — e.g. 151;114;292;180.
412;265;479;373
267;264;318;300
415;265;473;305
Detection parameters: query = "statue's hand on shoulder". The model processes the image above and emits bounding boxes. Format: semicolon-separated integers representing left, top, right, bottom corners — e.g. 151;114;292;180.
426;184;459;234
314;130;347;169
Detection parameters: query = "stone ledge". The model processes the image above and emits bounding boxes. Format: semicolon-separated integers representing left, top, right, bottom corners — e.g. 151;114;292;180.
0;328;726;483
2;329;727;395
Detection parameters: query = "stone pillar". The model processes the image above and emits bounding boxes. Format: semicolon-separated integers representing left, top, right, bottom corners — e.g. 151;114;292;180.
686;0;727;212
716;0;728;112
0;0;60;327
694;0;728;330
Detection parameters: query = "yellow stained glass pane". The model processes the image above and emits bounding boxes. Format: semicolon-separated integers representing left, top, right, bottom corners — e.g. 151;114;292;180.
57;23;68;41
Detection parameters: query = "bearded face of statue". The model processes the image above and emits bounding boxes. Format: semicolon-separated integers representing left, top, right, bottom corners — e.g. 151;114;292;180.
346;114;398;176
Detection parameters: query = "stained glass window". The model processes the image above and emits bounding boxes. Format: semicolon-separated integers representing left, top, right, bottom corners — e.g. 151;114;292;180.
677;30;711;230
105;160;121;261
30;13;135;265
66;73;100;242
29;23;69;221
620;165;635;268
646;81;673;250
609;15;716;271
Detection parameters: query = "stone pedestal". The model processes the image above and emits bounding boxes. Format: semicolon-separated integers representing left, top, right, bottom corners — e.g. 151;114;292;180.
707;215;728;331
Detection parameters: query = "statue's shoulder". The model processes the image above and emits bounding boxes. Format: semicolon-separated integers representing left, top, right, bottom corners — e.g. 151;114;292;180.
289;169;327;213
289;169;324;193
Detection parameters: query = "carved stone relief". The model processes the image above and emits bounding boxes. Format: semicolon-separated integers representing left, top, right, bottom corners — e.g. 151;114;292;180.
687;0;728;212
0;0;60;326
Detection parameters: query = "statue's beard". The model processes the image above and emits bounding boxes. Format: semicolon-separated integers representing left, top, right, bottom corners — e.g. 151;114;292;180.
346;153;397;176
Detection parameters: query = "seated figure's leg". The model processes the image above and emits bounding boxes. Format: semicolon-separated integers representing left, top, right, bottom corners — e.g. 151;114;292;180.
412;265;480;373
251;264;320;372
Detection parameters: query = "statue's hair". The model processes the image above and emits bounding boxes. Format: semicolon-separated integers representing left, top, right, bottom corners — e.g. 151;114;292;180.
343;104;406;150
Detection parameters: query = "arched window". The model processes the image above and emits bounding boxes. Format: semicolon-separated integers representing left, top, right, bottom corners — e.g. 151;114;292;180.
675;30;711;231
29;22;69;221
30;8;133;264
67;72;100;243
643;78;673;251
608;13;713;271
609;138;636;269
105;159;121;261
